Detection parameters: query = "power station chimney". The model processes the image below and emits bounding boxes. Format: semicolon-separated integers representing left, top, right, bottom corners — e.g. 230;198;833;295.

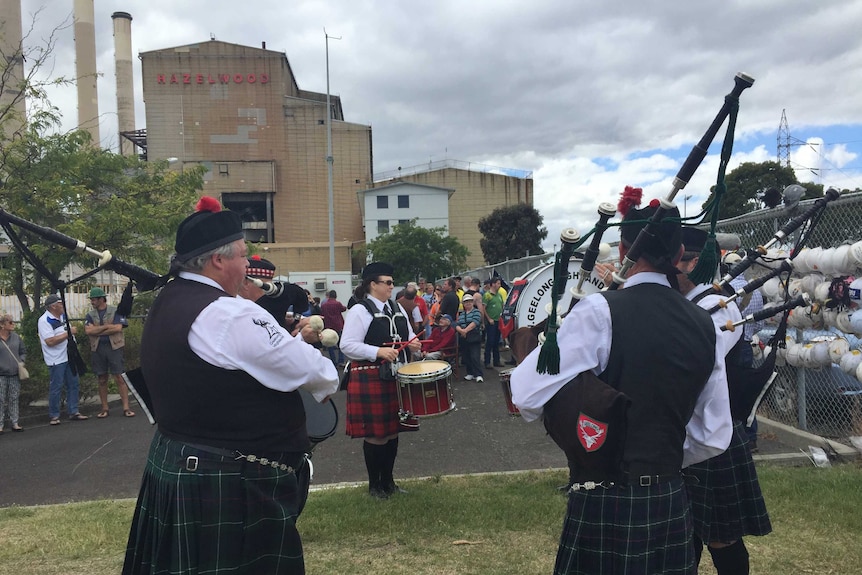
112;11;135;156
0;0;27;135
74;0;100;145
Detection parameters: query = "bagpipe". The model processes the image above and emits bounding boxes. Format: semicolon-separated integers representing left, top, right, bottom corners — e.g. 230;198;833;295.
0;208;167;376
245;276;310;330
0;208;316;414
524;72;847;468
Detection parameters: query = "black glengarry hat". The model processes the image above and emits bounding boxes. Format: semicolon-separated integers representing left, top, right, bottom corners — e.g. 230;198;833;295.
617;187;681;263
362;262;394;280
175;196;244;263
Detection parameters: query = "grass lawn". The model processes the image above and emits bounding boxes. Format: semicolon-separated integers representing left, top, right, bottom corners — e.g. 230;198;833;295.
0;465;860;574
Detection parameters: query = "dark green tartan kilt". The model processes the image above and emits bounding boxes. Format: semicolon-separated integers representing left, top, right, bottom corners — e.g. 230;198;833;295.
123;431;306;575
554;478;695;575
686;421;772;543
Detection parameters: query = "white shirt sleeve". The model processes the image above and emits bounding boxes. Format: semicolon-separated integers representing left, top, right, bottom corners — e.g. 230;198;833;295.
682;291;735;467
510;294;612;422
682;320;732;467
340;302;379;362
188;295;339;403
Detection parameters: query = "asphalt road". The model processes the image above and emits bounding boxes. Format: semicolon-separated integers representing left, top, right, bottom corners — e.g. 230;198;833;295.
0;363;569;507
0;361;794;508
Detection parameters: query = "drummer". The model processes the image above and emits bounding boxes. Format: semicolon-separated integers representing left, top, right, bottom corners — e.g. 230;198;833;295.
340;262;422;499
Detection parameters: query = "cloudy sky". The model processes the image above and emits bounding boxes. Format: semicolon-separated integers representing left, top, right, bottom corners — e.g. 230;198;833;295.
18;0;862;250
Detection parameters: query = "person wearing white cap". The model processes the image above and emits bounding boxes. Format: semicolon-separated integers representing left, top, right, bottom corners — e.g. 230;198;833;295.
455;294;484;382
38;294;88;425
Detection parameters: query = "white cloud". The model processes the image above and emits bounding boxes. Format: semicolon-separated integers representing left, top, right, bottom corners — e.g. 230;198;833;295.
14;0;862;253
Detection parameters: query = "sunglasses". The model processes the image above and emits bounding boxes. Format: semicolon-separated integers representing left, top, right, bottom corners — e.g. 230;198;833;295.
375;279;395;286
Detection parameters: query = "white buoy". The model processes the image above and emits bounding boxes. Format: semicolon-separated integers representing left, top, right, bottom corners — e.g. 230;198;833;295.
839;349;862;376
828;337;850;363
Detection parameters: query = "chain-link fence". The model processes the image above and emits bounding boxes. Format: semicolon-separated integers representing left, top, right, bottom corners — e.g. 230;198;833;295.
715;191;862;439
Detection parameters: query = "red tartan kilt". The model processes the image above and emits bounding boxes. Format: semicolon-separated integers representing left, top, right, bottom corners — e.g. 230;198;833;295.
345;365;402;438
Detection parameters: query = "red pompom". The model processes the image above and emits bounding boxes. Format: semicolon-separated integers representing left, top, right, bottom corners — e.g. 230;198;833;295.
195;196;222;213
250;255;262;261
649;198;660;208
617;186;643;217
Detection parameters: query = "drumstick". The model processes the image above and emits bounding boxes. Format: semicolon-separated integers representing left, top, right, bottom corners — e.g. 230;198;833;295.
384;336;432;351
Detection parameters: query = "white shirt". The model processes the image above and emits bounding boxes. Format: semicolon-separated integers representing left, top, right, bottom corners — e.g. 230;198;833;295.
38;310;69;366
510;272;732;468
181;272;339;403
340;295;417;362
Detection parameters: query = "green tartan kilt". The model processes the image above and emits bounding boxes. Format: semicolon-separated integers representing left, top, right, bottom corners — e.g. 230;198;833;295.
123;431;306;575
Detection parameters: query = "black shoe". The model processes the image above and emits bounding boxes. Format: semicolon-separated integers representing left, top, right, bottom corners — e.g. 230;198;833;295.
369;487;390;499
493;362;504;367
484;364;493;369
383;482;408;495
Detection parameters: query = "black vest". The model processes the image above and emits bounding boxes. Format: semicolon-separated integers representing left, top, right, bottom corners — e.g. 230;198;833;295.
141;278;309;453
600;282;716;470
359;298;410;361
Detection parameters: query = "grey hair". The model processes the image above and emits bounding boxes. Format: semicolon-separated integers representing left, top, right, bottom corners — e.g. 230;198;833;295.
0;312;12;324
173;242;239;274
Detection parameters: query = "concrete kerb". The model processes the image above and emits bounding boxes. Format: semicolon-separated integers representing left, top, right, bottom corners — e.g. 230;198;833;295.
755;416;859;463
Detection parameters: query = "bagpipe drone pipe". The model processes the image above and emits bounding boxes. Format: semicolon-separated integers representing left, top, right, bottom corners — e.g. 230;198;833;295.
522;72;756;380
0;208;168;376
695;187;846;423
0;207;312;421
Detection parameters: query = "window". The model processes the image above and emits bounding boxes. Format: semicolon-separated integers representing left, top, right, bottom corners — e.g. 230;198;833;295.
377;220;390;234
377;196;388;209
398;220;409;225
397;195;409;208
222;192;275;243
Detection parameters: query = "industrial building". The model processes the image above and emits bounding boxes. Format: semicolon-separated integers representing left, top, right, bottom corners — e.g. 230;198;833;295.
139;39;371;273
3;0;535;278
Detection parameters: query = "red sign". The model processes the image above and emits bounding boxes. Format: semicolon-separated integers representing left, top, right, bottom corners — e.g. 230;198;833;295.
577;413;608;452
156;73;270;85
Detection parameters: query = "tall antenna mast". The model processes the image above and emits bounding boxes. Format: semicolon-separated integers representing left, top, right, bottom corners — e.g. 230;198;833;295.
325;29;342;272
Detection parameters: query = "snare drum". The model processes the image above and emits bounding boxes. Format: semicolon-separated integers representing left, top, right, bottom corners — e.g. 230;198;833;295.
299;388;339;448
396;360;455;419
499;368;520;416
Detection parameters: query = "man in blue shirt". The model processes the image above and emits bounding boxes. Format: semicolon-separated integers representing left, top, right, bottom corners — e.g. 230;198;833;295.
38;294;89;425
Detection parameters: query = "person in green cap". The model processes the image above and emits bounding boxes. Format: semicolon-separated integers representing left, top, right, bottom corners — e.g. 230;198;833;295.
84;287;134;418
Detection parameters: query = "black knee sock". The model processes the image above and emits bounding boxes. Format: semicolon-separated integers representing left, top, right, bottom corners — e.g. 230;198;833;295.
693;535;704;569
708;539;749;575
381;437;399;488
362;441;384;491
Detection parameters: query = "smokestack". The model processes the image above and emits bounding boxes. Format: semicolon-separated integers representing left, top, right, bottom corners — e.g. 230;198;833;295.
0;0;26;134
112;11;135;156
74;0;100;145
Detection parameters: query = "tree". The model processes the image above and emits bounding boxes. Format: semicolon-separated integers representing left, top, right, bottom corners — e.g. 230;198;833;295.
0;13;203;312
0;128;204;312
478;203;547;264
366;220;469;284
701;161;824;219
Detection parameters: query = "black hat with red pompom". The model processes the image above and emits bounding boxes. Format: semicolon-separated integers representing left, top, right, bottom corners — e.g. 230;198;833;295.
174;196;244;263
617;186;681;263
246;255;276;279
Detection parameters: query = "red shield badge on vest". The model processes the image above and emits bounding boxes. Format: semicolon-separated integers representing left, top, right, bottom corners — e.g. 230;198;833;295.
577;413;608;452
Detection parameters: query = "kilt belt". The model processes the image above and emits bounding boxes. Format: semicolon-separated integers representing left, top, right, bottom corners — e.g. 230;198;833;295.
569;463;686;491
181;441;306;473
